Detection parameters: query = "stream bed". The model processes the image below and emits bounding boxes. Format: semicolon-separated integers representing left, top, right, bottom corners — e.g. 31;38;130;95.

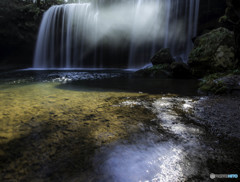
0;70;239;181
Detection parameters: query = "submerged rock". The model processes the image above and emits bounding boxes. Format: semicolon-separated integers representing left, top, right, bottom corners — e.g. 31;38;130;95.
150;48;174;66
189;27;237;77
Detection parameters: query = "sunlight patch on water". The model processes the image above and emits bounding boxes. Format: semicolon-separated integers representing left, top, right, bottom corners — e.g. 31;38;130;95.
95;97;208;181
121;100;142;107
96;136;184;182
183;103;192;109
152;98;203;138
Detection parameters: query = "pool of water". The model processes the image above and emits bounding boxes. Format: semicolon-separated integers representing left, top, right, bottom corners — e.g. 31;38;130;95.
0;70;231;181
0;69;199;95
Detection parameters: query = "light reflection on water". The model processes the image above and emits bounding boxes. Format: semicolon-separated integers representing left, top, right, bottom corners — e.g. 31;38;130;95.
0;70;210;181
93;97;209;182
95;136;184;182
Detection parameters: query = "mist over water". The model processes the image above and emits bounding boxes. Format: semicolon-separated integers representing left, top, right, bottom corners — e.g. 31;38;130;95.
34;0;200;68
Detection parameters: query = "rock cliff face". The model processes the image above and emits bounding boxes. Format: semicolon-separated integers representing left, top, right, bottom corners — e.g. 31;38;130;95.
189;28;236;77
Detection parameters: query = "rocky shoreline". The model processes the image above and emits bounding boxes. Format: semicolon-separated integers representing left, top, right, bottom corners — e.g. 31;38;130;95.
192;95;240;139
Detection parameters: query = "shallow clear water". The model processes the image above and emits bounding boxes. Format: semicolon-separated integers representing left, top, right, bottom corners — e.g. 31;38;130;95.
0;70;233;181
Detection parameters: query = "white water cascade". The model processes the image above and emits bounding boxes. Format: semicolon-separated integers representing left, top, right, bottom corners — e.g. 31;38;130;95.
33;0;200;68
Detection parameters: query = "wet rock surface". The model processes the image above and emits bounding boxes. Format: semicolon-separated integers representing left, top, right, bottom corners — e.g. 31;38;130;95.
191;96;240;177
192;96;240;139
199;72;240;95
216;75;240;94
189;27;237;77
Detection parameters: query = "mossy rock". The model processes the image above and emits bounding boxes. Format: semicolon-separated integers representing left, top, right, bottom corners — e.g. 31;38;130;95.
150;48;174;66
189;27;237;77
199;71;240;95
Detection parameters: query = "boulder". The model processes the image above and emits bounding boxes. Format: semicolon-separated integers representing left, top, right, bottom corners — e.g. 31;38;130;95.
188;27;237;77
170;62;192;78
216;75;240;94
199;73;240;95
150;48;174;65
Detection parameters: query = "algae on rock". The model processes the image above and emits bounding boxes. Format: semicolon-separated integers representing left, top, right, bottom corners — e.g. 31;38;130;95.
199;70;240;95
189;27;237;77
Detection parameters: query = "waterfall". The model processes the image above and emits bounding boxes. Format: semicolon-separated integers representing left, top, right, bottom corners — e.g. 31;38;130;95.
33;0;200;69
